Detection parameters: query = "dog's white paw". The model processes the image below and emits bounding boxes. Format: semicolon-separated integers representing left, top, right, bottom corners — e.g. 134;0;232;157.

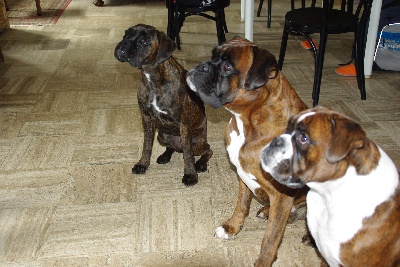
214;226;233;240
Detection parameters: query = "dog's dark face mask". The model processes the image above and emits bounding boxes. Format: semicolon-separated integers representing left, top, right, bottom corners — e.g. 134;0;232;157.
114;24;175;69
186;37;279;109
186;60;235;109
115;25;153;68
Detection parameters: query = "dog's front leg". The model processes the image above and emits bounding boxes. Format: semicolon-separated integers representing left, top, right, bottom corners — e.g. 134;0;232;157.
132;113;155;174
180;121;198;186
215;179;253;239
178;99;199;186
255;194;294;267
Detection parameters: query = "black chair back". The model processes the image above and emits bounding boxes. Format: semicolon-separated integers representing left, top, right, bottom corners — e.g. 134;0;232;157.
167;0;230;50
278;0;374;106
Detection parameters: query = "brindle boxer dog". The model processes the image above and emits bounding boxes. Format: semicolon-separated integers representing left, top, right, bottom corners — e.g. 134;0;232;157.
186;37;309;266
115;24;213;186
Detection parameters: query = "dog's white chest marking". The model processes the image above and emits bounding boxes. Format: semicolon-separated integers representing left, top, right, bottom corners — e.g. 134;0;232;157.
143;71;167;115
151;96;167;115
144;72;151;82
306;148;399;267
226;112;260;194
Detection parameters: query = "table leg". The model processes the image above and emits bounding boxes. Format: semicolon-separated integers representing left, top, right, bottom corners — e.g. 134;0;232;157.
245;0;254;41
364;0;382;77
241;0;245;21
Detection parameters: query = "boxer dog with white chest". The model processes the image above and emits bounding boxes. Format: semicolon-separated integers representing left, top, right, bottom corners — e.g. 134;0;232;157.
187;37;309;266
115;24;213;186
261;107;400;267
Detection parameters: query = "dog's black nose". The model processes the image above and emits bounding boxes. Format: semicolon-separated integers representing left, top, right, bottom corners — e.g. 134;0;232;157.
114;47;126;62
200;63;210;73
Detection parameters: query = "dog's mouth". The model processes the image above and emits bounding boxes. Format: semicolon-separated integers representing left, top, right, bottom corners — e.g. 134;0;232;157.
186;72;197;93
186;73;223;109
282;176;305;189
115;48;127;63
187;67;237;109
272;173;305;189
114;41;130;61
115;45;142;68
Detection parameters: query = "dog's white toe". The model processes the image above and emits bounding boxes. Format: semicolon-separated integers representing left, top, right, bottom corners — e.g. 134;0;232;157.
215;226;232;240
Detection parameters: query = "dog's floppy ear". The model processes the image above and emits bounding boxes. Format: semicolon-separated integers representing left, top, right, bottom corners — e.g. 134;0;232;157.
325;114;366;163
156;30;176;64
244;47;279;90
285;115;297;133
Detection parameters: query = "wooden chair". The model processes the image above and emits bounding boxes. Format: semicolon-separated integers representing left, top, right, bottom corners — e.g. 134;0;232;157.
278;0;374;106
167;0;230;50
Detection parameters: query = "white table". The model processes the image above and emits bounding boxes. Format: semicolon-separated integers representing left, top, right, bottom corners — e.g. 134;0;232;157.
241;0;382;76
364;0;382;77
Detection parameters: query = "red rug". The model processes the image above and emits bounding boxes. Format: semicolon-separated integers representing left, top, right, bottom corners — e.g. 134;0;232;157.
7;0;72;26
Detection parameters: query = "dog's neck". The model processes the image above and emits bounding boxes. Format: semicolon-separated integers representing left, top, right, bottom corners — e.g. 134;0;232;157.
140;59;169;83
225;72;306;138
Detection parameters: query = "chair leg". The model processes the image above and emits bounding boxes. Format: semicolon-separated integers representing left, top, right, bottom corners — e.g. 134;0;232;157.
216;9;226;44
278;24;290;70
174;7;182;50
354;3;370;101
257;0;264;17
222;10;228;33
267;0;272;28
167;0;174;39
355;33;366;100
296;32;322;104
257;0;272;28
312;33;328;107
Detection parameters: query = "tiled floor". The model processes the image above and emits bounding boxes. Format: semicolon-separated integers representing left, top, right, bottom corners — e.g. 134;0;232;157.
0;0;399;266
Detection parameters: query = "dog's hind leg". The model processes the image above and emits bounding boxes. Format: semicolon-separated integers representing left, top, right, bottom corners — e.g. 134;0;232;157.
257;201;307;223
257;187;307;223
157;147;175;164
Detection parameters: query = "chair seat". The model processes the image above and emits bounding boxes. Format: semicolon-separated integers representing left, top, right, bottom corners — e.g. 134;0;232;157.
178;0;230;8
176;0;230;14
286;8;357;33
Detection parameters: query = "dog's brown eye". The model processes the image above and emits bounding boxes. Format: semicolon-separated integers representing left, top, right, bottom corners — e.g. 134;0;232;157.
298;133;308;145
222;63;232;72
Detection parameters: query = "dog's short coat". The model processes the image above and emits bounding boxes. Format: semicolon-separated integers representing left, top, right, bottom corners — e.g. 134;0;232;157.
115;24;213;186
187;37;309;266
261;107;400;267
